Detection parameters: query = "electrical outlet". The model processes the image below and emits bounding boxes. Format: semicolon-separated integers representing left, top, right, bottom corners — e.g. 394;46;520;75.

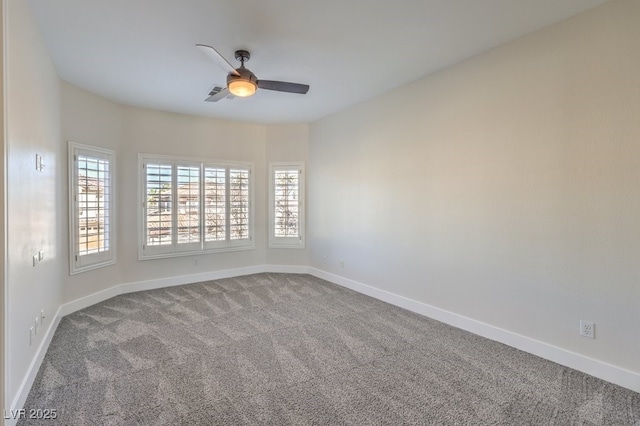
580;320;595;339
29;326;34;345
32;254;39;267
39;250;44;261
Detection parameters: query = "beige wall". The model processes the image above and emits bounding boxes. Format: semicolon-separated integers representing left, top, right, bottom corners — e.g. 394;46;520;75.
5;0;63;409
1;0;5;419
308;0;640;372
118;107;267;285
5;0;639;410
61;83;123;300
9;28;309;407
265;124;310;266
61;85;310;302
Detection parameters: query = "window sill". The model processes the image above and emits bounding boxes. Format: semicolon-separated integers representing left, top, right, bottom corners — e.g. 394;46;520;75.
70;259;116;275
138;244;255;261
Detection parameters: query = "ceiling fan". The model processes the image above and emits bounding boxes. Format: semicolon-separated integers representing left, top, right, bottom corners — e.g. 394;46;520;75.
196;44;310;102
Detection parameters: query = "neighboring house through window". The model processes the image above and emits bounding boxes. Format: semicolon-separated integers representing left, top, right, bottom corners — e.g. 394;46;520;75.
139;154;254;259
69;142;116;274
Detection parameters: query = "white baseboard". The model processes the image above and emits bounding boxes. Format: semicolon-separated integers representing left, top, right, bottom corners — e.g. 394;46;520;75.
56;264;310;318
60;285;122;317
7;263;313;419
62;265;268;316
6;308;62;426
263;264;309;274
9;265;639;421
120;265;267;295
307;267;640;394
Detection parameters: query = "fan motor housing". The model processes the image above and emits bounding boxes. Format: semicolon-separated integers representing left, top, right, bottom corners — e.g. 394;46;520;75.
227;66;258;97
227;67;257;86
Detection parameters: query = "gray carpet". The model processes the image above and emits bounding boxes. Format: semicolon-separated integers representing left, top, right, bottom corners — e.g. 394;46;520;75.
19;273;640;425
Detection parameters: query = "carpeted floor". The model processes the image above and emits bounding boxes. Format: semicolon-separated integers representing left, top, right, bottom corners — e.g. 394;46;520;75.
19;273;640;425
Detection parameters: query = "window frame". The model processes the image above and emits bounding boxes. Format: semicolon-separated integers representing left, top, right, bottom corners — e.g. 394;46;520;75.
268;162;305;249
138;154;255;260
68;141;116;275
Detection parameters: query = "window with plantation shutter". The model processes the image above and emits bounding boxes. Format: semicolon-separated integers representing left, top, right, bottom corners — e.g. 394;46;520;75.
176;164;201;250
269;162;305;249
145;162;173;247
69;142;116;274
204;167;226;242
230;168;250;241
139;154;254;259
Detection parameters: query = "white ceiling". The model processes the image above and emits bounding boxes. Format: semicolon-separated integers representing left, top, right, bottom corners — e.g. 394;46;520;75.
27;0;610;124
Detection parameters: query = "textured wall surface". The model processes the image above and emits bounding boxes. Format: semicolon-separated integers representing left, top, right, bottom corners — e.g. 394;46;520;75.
6;0;640;413
309;0;640;373
5;0;64;408
62;87;310;302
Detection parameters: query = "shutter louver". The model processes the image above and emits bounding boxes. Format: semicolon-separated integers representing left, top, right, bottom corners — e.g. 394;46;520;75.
274;169;300;238
229;168;250;240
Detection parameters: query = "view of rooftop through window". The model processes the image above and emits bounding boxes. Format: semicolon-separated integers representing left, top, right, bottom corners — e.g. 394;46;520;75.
144;161;251;250
77;155;110;255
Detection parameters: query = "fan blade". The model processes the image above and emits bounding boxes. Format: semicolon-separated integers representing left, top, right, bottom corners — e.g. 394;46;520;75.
205;87;232;102
257;80;309;94
196;44;240;77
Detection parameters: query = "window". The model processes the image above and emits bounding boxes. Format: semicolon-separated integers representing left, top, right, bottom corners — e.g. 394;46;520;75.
69;142;116;274
269;162;304;248
139;154;254;259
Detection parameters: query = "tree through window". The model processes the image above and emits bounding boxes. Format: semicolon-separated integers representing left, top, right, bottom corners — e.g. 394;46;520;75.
269;163;305;249
139;154;254;259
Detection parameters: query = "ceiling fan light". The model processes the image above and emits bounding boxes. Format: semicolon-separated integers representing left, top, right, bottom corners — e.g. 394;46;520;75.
228;79;257;97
